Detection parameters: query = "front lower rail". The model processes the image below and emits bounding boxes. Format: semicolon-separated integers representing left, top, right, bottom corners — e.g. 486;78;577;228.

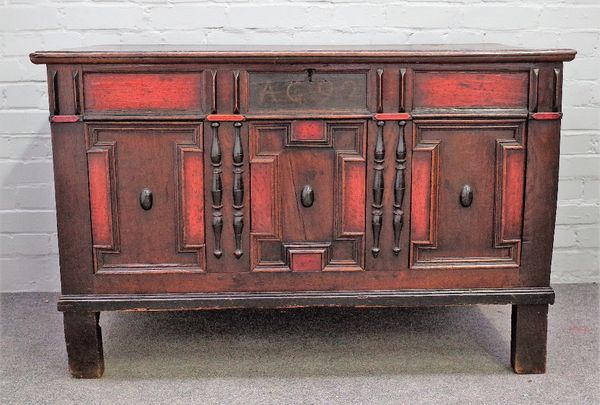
57;287;555;312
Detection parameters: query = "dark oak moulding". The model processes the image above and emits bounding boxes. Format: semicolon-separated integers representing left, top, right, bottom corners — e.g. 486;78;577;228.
31;44;575;378
30;44;576;64
58;287;555;312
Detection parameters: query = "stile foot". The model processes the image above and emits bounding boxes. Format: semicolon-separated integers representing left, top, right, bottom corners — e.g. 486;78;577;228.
511;304;549;374
63;312;104;378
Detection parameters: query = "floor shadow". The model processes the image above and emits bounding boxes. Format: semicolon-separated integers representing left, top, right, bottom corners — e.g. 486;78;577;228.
101;305;512;379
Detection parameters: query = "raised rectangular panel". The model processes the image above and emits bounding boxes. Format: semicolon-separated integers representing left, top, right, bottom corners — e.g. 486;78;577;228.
288;248;327;272
413;71;529;109
87;146;116;249
83;72;203;115
180;147;205;248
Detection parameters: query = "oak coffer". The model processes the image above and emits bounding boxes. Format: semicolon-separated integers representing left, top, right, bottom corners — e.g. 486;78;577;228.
30;45;576;377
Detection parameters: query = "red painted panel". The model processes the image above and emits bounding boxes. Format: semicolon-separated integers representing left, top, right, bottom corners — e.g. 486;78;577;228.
87;149;113;248
84;73;202;112
206;114;245;122
413;72;529;109
501;146;525;241
343;160;366;233
292;121;325;141
250;160;275;234
411;145;438;242
531;112;562;120
290;252;323;272
373;113;411;121
182;149;204;246
51;115;80;123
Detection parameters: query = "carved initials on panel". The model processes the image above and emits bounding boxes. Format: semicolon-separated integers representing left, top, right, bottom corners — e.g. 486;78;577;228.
248;72;368;112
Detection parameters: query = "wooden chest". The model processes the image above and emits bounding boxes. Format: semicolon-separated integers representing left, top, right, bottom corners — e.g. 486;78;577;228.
30;45;576;377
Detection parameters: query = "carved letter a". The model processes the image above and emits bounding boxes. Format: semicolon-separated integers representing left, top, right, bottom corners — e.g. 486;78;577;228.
260;82;278;104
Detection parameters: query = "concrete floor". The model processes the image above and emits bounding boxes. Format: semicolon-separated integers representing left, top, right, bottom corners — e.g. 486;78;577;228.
0;284;598;404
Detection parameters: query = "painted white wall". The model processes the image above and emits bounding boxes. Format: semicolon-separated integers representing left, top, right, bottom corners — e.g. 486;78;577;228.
0;0;598;291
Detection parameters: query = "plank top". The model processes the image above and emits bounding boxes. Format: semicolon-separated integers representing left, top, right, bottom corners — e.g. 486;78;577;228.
30;44;576;64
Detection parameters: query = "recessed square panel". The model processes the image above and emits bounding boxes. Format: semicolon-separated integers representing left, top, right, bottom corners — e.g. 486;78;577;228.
291;121;326;142
289;250;325;272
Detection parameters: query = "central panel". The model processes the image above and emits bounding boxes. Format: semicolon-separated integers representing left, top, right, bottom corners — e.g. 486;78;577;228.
249;120;367;272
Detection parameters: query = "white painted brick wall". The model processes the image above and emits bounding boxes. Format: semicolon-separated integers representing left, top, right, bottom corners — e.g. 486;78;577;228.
0;0;598;291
